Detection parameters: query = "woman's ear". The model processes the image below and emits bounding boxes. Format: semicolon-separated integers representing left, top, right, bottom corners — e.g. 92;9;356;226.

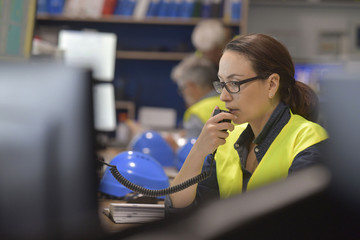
268;73;280;98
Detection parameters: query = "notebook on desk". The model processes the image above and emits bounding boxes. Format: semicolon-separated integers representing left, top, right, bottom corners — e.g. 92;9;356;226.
104;203;165;224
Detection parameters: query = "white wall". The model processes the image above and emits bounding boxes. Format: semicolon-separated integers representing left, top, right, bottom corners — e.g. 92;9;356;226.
247;2;360;62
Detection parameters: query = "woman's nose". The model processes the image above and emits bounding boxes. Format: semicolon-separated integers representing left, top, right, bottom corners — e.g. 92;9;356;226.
220;87;232;102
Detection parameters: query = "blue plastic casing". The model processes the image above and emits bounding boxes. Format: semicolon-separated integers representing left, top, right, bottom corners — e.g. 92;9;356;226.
176;138;196;171
99;151;170;198
130;130;176;167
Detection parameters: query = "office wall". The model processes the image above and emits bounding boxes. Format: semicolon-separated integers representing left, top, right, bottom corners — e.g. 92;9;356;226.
247;2;360;61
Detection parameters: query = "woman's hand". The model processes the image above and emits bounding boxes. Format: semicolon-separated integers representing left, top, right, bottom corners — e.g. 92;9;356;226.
192;108;236;157
169;107;236;208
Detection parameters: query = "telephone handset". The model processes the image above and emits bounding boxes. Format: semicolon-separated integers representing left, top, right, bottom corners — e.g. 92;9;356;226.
100;109;231;197
213;109;232;128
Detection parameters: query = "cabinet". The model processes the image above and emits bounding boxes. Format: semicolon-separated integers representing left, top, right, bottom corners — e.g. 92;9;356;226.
35;0;249;127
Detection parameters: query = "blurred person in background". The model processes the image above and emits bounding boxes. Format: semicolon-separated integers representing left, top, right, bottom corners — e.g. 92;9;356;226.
127;20;232;151
171;54;226;140
166;33;327;215
163;19;232;148
126;55;224;152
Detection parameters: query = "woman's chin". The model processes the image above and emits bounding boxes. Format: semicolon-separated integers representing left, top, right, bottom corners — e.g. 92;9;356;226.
233;118;246;125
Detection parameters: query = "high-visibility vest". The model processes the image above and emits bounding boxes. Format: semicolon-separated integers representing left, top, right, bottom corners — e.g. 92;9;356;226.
215;112;328;198
183;95;226;124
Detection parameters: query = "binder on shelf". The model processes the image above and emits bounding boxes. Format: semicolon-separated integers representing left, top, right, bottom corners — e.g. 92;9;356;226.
37;0;48;14
210;0;222;18
157;0;172;17
200;0;212;18
146;0;161;17
173;0;183;17
191;0;202;18
222;0;231;22
63;0;104;18
167;0;180;17
125;0;138;16
223;0;242;22
85;0;106;18
63;0;80;17
115;0;137;16
102;0;118;15
133;0;151;19
230;0;241;21
114;0;123;15
47;0;65;15
178;0;195;18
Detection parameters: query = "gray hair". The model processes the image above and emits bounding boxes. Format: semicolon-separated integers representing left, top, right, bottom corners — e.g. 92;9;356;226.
171;54;218;88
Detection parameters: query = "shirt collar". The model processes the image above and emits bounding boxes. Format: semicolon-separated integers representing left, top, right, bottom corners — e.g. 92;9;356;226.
254;102;288;144
236;102;289;147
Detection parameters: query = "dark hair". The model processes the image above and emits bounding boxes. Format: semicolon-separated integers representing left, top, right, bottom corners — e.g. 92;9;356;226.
224;33;319;122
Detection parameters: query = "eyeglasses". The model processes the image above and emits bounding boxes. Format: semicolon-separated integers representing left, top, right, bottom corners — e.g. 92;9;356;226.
213;76;263;94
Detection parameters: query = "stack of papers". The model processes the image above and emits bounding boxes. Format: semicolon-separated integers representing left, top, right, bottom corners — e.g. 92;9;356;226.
106;203;165;223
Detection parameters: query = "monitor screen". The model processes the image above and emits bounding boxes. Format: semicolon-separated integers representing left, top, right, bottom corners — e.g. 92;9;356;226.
93;83;117;132
58;30;117;133
0;61;103;239
294;62;343;90
319;69;360;207
58;30;117;82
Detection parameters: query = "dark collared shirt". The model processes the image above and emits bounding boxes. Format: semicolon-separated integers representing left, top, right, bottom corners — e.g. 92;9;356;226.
165;102;325;216
237;101;290;191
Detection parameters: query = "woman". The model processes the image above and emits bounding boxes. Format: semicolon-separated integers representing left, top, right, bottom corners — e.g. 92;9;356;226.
166;33;328;212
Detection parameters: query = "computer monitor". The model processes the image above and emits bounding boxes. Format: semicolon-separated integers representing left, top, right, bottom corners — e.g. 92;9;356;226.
0;61;103;239
93;83;117;133
319;69;360;209
58;30;118;138
58;30;117;82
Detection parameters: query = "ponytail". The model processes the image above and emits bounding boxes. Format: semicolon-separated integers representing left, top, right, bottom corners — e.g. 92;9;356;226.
285;81;319;123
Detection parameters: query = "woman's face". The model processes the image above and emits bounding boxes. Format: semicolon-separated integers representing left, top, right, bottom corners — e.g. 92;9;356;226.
218;50;275;126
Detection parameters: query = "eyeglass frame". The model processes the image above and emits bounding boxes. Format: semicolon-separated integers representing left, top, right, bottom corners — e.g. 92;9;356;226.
213;76;265;94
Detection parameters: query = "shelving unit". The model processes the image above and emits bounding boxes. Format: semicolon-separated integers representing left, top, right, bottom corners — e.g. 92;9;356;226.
116;50;190;61
36;12;248;60
34;0;249;126
36;15;246;61
250;0;360;9
36;14;243;26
